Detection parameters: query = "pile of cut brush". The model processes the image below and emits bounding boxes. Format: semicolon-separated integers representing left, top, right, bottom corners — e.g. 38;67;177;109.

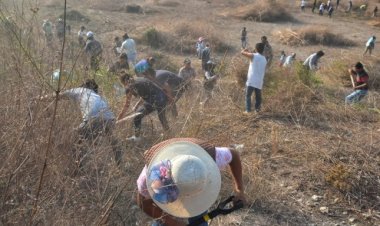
274;26;356;47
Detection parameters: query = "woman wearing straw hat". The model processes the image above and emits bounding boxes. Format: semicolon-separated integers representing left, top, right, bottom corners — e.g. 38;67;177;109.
136;138;246;226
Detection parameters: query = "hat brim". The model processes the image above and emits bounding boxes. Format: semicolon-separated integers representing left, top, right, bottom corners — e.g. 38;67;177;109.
146;141;221;218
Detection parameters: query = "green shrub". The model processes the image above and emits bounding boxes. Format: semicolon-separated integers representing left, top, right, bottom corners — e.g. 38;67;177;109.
143;27;161;49
294;62;322;87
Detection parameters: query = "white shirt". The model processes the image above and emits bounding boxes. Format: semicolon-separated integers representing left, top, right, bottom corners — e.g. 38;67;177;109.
78;30;86;38
246;53;267;89
301;0;306;7
62;88;115;122
283;55;295;67
121;38;136;55
303;53;319;70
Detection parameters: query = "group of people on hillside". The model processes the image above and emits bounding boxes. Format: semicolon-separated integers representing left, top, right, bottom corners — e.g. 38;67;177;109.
42;18;70;44
306;0;378;16
40;35;243;226
35;8;377;225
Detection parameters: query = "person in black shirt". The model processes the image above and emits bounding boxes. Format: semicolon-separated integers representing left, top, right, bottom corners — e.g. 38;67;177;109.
84;31;102;71
201;43;211;71
155;70;185;117
117;73;169;141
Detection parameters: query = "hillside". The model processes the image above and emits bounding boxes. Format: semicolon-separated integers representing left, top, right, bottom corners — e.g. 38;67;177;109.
0;0;379;225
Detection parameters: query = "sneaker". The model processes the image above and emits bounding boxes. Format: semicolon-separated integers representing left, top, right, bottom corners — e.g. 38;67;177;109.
126;135;141;142
243;111;251;115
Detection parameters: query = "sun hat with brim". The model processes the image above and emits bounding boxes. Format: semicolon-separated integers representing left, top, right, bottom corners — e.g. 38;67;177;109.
146;141;221;218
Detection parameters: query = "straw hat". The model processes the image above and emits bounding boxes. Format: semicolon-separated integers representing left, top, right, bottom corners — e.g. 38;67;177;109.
146;141;221;218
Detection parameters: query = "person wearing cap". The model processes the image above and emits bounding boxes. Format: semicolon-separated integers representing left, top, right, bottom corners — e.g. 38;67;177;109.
136;138;246;226
283;52;296;67
261;36;273;67
178;58;196;87
155;70;185;117
363;36;376;56
117;73;169;141
108;53;129;74
120;33;137;66
42;19;53;45
345;62;369;104
201;43;211;71
84;31;103;71
241;43;267;114
77;25;86;47
303;50;324;71
196;37;205;59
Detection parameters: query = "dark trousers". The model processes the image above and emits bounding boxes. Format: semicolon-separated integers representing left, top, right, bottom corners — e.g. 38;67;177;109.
246;86;262;112
134;97;168;135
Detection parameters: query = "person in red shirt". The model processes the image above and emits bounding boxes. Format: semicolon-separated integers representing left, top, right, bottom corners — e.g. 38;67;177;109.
345;62;369;104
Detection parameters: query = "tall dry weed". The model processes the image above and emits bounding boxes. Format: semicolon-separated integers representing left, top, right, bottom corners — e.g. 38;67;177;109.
226;0;295;23
274;26;356;47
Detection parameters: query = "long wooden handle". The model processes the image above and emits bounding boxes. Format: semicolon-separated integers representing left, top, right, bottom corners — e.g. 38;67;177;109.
116;112;142;124
349;74;355;88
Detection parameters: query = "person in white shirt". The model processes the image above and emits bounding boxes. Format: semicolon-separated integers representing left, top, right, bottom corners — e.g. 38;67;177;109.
120;33;137;66
301;0;306;11
303;50;324;70
241;43;267;113
283;52;296;67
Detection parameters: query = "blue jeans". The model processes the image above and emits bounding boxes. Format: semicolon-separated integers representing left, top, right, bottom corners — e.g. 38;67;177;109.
345;89;368;104
246;86;262;112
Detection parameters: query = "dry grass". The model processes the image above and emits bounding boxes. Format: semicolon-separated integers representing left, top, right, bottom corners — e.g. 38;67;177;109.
368;18;380;27
224;0;295;23
274;26;356;47
230;54;248;88
1;0;380;225
173;20;232;53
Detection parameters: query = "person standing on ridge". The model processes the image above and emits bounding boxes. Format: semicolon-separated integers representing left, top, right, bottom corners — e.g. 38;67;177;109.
241;43;267;114
241;27;247;49
84;31;103;71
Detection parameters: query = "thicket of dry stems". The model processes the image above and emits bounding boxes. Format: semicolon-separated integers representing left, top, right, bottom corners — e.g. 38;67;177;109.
1;1;380;225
